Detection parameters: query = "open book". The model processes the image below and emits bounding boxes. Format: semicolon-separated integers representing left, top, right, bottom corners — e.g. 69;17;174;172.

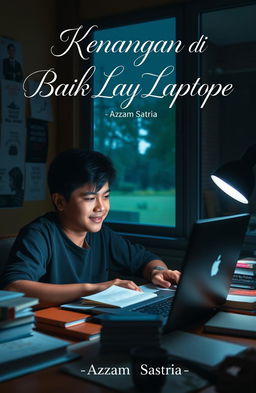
81;285;157;308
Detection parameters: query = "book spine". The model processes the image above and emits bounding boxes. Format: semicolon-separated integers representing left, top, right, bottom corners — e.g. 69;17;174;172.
231;283;256;289
0;308;14;321
234;268;255;276
233;274;256;282
221;306;256;315
236;262;256;269
229;288;256;296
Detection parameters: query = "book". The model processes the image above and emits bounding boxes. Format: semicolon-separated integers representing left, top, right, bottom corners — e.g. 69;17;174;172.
234;269;256;277
0;331;78;382
0;290;24;301
0;322;34;343
232;276;256;286
0;313;34;329
236;258;256;270
204;311;256;337
222;294;256;311
36;321;101;341
231;283;256;290
81;285;157;308
0;296;39;320
35;307;91;327
220;307;256;316
229;288;256;296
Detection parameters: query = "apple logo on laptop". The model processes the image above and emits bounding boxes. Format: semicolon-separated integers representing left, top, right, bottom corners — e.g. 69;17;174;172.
210;255;222;277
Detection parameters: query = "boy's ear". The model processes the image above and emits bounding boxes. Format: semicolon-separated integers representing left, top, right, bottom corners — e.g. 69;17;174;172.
52;193;66;211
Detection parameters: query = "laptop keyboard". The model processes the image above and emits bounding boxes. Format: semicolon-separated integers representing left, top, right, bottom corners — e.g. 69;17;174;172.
132;297;174;318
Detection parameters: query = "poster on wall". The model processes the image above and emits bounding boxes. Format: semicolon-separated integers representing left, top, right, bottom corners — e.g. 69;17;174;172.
29;79;53;122
26;118;48;163
24;119;48;201
0;38;25;208
0;37;23;82
1;79;25;126
24;162;46;201
0;126;25;208
0;122;26;157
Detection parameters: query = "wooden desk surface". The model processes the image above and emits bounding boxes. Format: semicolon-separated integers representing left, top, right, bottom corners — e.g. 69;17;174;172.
1;327;255;393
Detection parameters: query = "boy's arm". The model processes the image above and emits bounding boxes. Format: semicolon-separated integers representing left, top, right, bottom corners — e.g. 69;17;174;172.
5;277;141;306
106;227;180;285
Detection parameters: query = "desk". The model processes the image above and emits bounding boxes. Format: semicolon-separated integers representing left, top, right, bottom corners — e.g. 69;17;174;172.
1;327;256;393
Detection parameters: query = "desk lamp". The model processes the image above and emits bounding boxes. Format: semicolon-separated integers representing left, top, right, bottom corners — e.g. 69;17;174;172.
211;144;256;204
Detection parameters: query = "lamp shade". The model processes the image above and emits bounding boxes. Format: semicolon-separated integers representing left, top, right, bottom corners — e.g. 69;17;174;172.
211;160;255;204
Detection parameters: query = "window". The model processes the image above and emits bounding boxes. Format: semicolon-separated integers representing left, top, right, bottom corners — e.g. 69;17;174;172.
92;19;177;228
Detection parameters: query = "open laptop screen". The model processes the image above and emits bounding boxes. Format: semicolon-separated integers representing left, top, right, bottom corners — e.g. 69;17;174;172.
165;213;250;332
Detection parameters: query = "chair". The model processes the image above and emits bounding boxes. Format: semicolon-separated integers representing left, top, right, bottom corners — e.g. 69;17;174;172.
0;235;16;276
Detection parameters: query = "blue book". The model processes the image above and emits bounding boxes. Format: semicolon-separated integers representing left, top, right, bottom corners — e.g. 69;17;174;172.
0;296;38;320
0;313;34;330
0;322;34;343
0;290;24;301
0;331;78;382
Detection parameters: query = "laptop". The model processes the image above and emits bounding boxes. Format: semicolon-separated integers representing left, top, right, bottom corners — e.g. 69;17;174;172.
63;213;250;334
128;213;250;332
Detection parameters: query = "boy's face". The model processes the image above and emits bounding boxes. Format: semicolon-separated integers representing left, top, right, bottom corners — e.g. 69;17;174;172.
56;182;110;234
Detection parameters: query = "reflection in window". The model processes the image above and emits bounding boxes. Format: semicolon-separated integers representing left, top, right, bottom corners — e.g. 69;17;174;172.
92;19;176;227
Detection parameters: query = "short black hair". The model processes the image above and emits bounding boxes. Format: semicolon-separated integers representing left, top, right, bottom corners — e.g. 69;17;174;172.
47;149;116;200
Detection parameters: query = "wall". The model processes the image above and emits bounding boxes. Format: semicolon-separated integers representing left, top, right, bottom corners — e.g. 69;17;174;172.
0;0;57;235
80;0;187;18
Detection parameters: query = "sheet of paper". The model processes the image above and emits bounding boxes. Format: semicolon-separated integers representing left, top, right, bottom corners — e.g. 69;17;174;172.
81;285;157;308
24;163;46;201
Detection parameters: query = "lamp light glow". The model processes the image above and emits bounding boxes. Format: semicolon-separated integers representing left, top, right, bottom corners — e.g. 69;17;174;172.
211;144;256;204
211;175;248;204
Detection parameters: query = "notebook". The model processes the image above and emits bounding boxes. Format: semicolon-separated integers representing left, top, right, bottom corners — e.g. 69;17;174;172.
204;311;256;337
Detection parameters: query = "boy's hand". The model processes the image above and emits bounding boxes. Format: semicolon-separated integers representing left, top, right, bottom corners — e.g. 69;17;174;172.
112;278;143;292
151;269;181;288
90;279;143;294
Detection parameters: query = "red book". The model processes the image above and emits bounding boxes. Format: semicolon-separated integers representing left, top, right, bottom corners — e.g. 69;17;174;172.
236;258;256;270
36;321;101;340
35;307;91;327
229;288;256;297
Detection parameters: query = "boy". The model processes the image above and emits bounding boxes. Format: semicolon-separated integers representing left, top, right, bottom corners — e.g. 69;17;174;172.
0;149;180;305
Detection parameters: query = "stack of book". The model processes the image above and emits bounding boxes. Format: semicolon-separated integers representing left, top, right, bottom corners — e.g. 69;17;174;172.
99;314;163;353
0;290;38;343
35;307;101;341
221;291;256;315
0;291;78;382
231;258;256;289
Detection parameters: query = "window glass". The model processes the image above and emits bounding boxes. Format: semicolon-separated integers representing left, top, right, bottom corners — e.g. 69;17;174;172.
92;18;176;227
200;4;256;234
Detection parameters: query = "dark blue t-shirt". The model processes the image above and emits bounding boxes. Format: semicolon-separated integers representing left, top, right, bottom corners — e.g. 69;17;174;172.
0;213;159;288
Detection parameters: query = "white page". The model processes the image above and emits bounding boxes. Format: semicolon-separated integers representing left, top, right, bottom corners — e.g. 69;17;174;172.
81;285;157;308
